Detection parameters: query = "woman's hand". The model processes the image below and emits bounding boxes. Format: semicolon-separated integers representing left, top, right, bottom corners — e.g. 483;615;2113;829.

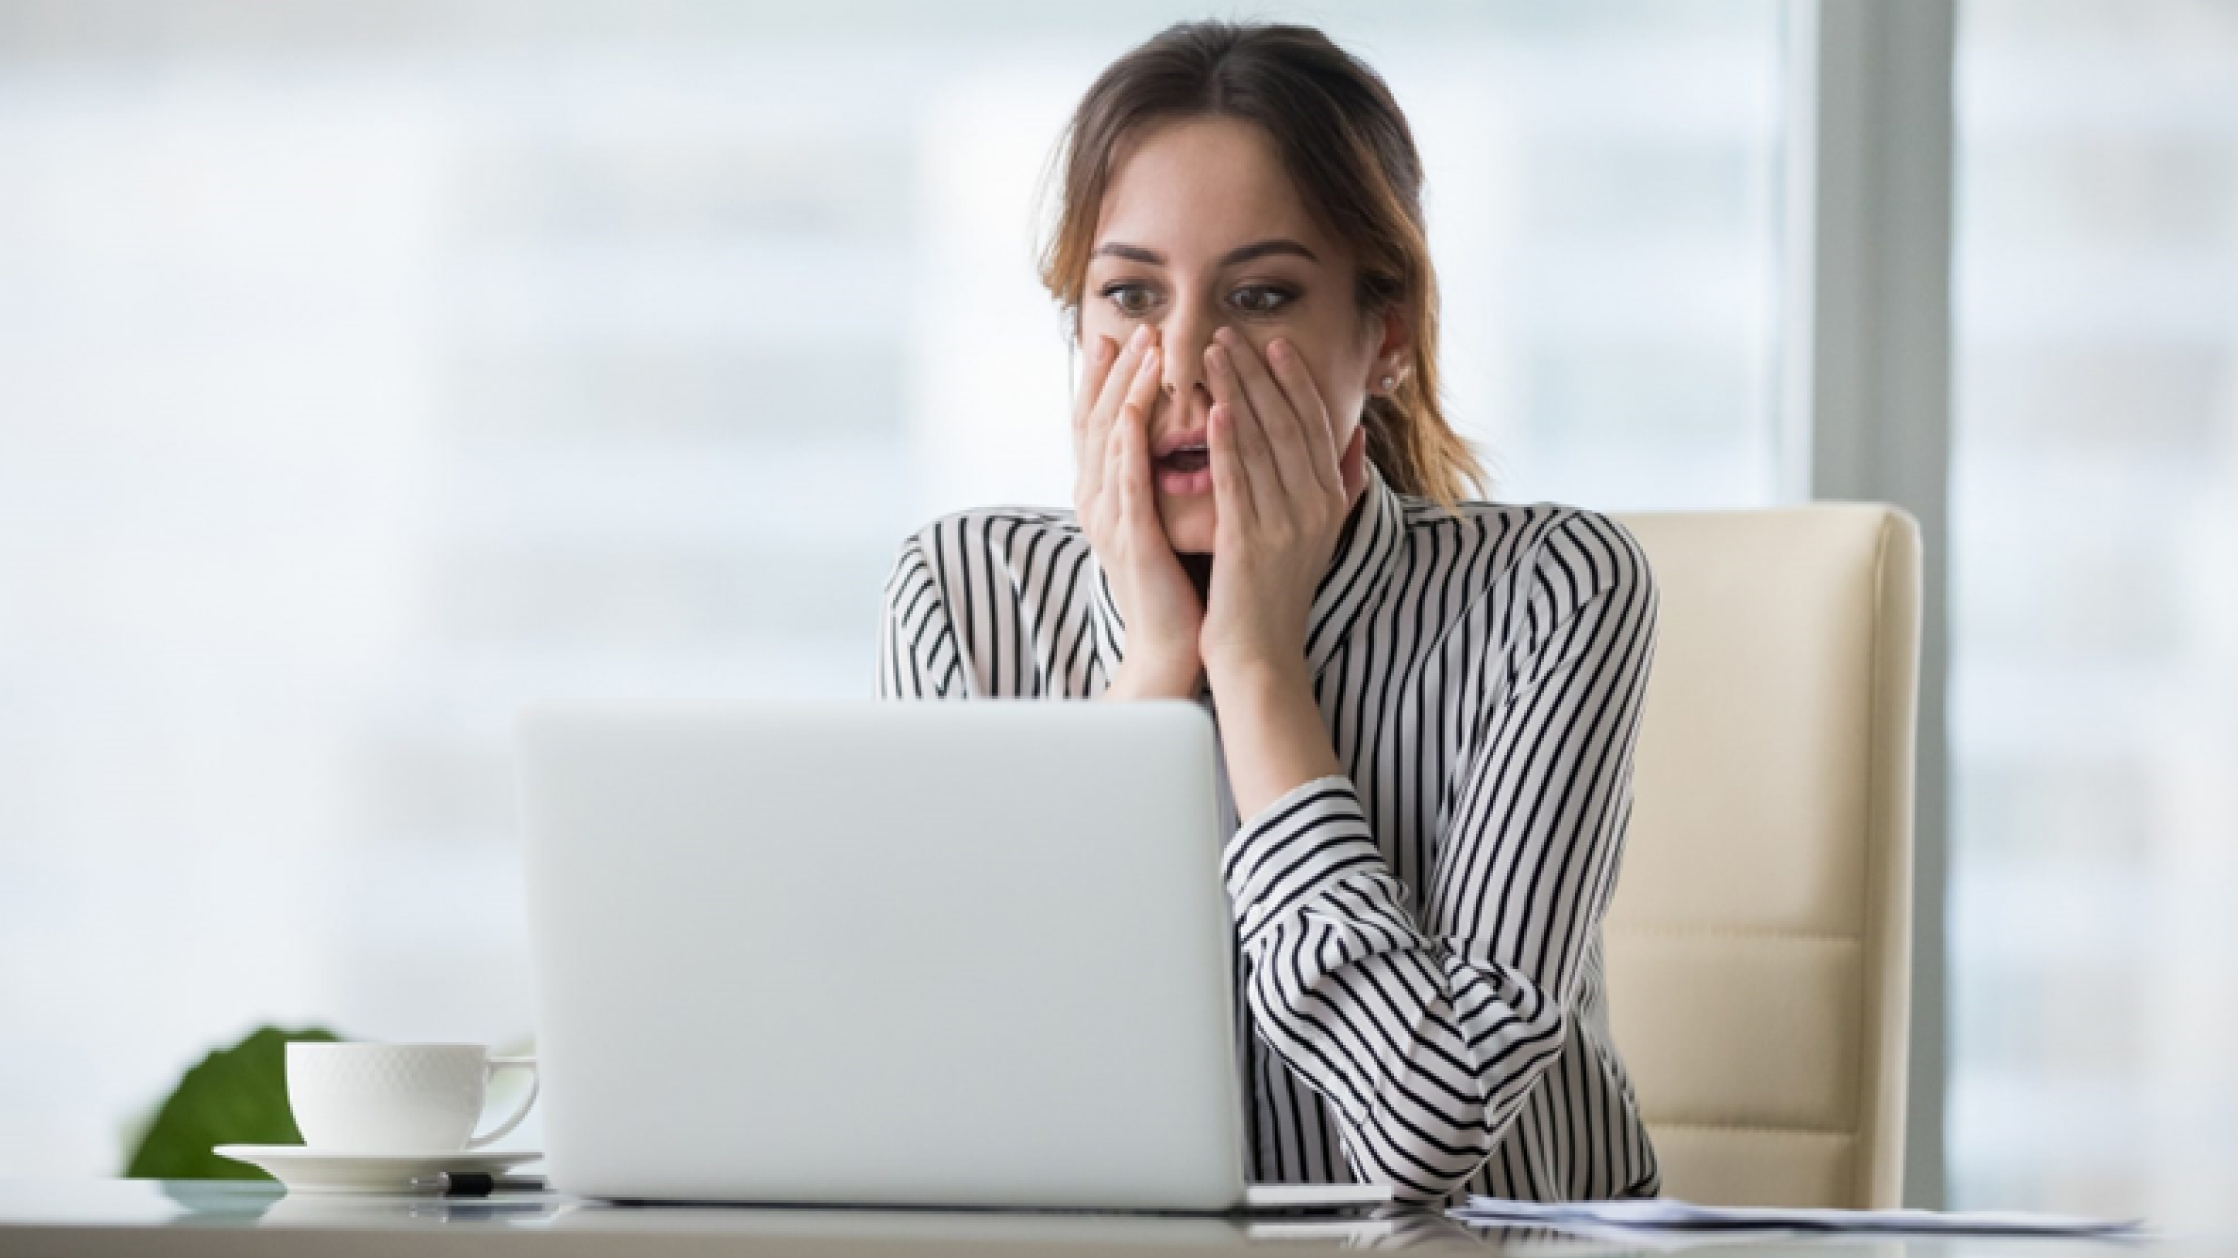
1199;327;1368;691
1073;324;1205;699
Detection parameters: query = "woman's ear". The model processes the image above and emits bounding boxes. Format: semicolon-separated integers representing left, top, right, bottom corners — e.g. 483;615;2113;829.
1361;302;1410;393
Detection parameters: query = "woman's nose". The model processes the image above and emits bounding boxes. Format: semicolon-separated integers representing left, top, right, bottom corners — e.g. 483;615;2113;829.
1159;318;1220;409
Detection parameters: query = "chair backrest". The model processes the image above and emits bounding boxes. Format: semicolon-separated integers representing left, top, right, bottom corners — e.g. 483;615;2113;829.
1605;503;1921;1209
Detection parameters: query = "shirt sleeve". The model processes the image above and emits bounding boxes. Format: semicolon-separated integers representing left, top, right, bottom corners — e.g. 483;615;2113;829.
1218;510;1659;1203
876;534;967;701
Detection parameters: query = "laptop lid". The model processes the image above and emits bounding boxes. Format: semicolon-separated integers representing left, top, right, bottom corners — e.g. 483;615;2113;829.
517;699;1249;1210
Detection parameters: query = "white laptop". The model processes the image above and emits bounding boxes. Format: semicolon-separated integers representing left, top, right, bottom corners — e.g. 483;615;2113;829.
515;699;1390;1215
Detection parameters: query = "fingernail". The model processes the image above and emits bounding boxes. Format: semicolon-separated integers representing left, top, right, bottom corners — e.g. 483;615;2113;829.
1207;344;1227;372
1128;325;1150;352
1268;338;1289;363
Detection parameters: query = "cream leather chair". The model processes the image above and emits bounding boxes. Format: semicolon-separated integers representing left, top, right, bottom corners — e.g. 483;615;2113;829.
1605;504;1922;1209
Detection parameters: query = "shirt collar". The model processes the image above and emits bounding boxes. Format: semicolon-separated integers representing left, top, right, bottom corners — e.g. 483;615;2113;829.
1089;457;1407;683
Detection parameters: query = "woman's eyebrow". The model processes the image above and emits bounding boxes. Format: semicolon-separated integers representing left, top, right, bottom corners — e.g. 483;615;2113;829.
1090;238;1319;267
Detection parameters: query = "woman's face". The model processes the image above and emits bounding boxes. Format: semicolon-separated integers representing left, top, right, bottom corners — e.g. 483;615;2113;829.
1079;116;1405;555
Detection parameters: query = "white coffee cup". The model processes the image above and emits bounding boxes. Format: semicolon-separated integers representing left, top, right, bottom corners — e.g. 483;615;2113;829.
286;1042;539;1153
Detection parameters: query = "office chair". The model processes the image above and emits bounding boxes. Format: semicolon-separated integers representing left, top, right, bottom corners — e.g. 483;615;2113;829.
1604;504;1922;1208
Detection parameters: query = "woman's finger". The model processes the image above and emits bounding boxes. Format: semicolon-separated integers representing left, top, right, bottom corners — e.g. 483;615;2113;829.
1206;341;1285;527
1076;326;1155;499
1262;337;1339;498
1121;341;1163;443
1216;330;1317;505
1099;343;1159;523
1071;334;1117;465
1207;400;1255;542
1115;384;1161;552
1097;378;1130;536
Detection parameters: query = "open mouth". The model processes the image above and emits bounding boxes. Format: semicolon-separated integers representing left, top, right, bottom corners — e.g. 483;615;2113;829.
1154;437;1213;496
1157;445;1209;474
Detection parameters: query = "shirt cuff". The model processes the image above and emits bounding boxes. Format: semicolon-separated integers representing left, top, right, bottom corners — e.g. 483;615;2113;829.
1220;772;1388;948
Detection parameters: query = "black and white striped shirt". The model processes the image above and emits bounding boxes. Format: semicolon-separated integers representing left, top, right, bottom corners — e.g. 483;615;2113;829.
875;458;1662;1206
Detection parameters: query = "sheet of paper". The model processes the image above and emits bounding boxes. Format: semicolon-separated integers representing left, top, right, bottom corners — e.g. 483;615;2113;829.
1449;1195;2146;1238
1454;1216;1816;1252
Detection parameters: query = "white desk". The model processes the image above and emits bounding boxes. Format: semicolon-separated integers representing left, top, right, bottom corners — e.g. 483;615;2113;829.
0;1179;2193;1257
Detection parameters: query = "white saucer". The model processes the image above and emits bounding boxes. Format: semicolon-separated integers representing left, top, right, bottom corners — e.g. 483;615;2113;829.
214;1144;543;1195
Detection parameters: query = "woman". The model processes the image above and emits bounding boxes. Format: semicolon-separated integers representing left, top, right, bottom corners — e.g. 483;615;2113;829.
877;19;1660;1207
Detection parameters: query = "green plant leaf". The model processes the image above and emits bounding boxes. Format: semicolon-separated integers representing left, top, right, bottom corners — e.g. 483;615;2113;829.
123;1024;342;1180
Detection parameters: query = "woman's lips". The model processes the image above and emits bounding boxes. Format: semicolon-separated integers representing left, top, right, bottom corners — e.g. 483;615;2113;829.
1153;429;1210;459
1155;442;1211;496
1156;465;1212;496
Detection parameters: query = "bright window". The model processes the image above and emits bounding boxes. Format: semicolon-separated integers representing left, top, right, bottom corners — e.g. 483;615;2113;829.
1948;0;2238;1225
0;2;1785;1175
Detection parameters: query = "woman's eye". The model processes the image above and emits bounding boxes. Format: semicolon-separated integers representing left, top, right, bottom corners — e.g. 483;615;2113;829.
1234;285;1296;316
1096;282;1296;318
1100;284;1156;318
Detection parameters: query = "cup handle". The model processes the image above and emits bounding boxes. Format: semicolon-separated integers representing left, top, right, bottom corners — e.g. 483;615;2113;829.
466;1056;540;1149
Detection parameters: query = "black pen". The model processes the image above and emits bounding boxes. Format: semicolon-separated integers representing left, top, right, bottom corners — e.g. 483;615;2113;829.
406;1171;548;1197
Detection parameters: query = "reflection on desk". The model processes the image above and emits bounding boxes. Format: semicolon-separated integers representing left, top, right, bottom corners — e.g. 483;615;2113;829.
0;1180;2213;1257
2;1179;1430;1253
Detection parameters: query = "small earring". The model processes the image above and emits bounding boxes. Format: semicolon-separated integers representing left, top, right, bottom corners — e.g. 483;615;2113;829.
1379;374;1396;393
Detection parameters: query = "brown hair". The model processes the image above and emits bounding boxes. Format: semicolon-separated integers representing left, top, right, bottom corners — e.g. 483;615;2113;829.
1035;18;1489;510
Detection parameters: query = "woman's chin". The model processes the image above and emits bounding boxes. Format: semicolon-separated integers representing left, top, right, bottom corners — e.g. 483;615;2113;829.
1157;499;1215;555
